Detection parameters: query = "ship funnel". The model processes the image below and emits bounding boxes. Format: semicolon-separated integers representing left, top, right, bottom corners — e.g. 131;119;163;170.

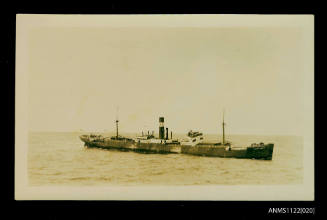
159;117;165;139
166;128;168;140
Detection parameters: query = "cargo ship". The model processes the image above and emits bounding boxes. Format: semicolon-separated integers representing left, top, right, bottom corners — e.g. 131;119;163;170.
79;115;274;160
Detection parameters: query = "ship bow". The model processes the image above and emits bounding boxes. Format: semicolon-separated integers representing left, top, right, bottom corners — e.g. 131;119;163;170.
246;143;274;160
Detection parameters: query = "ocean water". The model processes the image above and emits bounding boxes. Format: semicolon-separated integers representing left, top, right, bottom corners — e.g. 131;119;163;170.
28;132;303;186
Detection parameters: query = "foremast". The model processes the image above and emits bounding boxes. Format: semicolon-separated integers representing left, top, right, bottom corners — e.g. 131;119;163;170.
115;107;119;139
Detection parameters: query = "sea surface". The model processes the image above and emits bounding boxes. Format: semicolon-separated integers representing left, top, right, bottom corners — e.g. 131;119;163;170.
28;132;303;186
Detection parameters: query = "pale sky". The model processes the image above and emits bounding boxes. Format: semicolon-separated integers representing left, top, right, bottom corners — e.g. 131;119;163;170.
25;16;313;135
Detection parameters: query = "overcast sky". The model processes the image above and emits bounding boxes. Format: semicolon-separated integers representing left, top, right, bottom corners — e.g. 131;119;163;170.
26;17;312;135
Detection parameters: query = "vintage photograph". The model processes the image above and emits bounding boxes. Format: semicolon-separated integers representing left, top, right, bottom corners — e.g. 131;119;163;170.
15;14;314;200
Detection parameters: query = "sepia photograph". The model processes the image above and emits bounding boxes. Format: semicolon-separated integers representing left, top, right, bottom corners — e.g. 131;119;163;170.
15;14;314;200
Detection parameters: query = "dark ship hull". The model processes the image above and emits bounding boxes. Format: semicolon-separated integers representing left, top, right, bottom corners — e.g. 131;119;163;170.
181;143;274;160
80;135;274;160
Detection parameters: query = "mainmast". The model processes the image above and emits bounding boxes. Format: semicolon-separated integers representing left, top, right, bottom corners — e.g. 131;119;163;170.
222;109;226;145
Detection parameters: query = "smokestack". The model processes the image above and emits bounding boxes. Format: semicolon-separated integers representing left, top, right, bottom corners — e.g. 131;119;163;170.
171;131;172;139
166;128;168;140
115;119;119;139
159;117;165;139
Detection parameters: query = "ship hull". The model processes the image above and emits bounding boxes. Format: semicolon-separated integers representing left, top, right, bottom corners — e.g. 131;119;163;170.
80;136;274;160
181;144;274;160
84;139;135;151
81;137;181;154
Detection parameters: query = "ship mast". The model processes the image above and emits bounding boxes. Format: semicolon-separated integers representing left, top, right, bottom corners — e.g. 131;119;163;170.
222;109;226;145
115;106;119;139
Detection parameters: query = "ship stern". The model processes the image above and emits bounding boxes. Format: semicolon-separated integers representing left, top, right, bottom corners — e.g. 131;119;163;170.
79;135;89;143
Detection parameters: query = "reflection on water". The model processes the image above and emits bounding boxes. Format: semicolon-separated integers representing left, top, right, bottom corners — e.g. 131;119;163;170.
28;132;303;186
